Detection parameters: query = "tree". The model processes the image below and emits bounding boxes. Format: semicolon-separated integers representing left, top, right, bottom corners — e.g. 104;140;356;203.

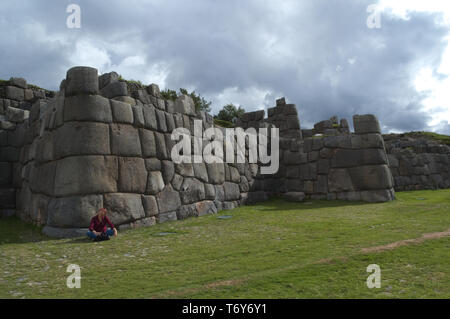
160;88;212;113
216;104;245;123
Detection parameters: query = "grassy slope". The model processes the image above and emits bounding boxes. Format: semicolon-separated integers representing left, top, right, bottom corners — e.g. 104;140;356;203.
0;190;449;299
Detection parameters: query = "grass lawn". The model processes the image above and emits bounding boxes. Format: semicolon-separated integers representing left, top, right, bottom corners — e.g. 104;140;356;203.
0;189;449;299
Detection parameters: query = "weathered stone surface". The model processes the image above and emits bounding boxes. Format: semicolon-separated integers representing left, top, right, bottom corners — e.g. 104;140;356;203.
29;161;56;196
155;109;167;132
206;163;225;184
64;95;112;123
175;95;195;115
156;186;181;213
246;191;268;203
142;104;158;130
223;182;240;201
55;122;110;158
145;158;161;171
176;204;197;219
146;171;165;195
104;193;145;225
139;129;157;158
353;114;381;134
204;183;215;199
328;168;354;192
154;132;168;159
5;86;25;101
0;188;15;209
142;195;158;217
331;149;387;168
132;104;145;127
99;72;119;90
196;201;217;216
47;195;103;228
147;83;161;97
180;178;205;204
118;157;147;193
161;160;175;184
119;217;156;230
113;96;136;106
54;156;118;196
9;77;27;89
110;124;142;156
360;189;395;202
172;174;183;190
100;81;128;99
282;192;305;202
111;99;133;124
193;163;209;182
176;162;195;177
6;106;27;123
0;162;12;186
348;165;393;190
65;66;99;96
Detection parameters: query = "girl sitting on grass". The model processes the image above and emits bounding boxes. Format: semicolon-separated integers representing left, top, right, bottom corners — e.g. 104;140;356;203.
86;208;118;241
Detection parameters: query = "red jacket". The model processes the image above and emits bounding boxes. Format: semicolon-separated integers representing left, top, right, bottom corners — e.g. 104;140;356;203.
89;215;115;233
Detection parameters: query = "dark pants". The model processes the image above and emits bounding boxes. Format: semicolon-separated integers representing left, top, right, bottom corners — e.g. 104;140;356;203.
86;229;114;240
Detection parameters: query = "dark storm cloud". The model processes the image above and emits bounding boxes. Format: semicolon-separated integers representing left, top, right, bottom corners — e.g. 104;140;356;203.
0;0;448;133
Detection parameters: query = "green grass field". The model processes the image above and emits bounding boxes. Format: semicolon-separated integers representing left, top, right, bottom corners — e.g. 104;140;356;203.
0;189;449;299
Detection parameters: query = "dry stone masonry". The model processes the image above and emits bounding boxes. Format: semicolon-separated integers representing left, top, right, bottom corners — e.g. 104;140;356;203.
0;66;448;237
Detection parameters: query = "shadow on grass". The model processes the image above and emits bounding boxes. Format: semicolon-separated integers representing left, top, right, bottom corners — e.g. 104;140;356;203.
251;197;372;212
0;216;52;245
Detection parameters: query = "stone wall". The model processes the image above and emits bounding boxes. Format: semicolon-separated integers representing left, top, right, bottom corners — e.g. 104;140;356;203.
2;65;448;237
1;66;261;237
237;99;395;202
384;135;450;191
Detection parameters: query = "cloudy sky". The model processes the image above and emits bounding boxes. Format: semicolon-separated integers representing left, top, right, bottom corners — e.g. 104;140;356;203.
1;0;449;134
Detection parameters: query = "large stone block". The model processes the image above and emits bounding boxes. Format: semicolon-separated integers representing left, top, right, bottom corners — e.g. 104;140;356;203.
155;109;167;132
180;178;205;204
64;95;112;123
118;157;147;193
360;189;395;202
154;132;168;159
143;104;158;130
65;66;99;96
282;192;305;202
353;114;381;134
175;95;195;115
161;160;175;184
177;204;198;219
196;201;217;216
5;86;24;101
331;149;387;168
9;77;27;89
156;186;181;213
100;81;128;99
142;195;158;217
348;165;393;190
139;129;157;158
54;156;118;196
29;161;57;196
206;163;225;184
223;182;240;201
47;195;103;228
193;163;209;183
132;104;145;127
6;106;27;123
0;162;12;186
328;168;354;192
99;72;119;90
103;193;145;225
0;188;15;209
111;100;133;124
146;171;165;195
54;122;110;158
110;124;142;156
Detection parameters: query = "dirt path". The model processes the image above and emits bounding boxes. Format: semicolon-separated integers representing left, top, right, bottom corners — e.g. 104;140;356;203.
360;228;450;253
